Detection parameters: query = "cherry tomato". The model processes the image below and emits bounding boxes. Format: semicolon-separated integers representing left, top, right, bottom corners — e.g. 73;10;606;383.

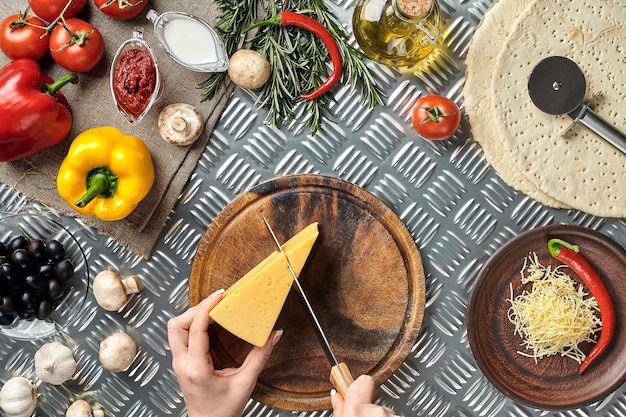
0;12;49;60
28;0;86;22
411;94;461;140
49;18;104;72
93;0;149;20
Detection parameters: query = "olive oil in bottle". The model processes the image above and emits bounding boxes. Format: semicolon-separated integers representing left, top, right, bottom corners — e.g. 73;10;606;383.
352;0;443;69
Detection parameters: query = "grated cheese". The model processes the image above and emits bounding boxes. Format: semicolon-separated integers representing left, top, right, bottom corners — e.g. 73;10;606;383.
507;252;602;364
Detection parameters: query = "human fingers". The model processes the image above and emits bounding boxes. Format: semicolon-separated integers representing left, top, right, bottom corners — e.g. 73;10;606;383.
187;289;224;358
345;374;377;404
331;388;345;416
237;329;283;387
167;304;200;354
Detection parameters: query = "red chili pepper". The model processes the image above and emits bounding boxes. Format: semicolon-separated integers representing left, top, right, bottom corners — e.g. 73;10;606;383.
244;12;342;100
0;59;78;162
548;238;616;374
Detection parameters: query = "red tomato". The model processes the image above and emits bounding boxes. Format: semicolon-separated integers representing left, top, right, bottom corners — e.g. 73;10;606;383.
49;18;104;72
93;0;149;20
28;0;86;22
0;13;49;60
411;95;461;140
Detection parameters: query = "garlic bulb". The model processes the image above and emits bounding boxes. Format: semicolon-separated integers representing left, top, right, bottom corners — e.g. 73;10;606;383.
35;342;77;385
0;377;37;417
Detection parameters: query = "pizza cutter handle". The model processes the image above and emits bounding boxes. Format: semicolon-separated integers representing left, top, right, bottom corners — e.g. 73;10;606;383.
571;105;626;155
330;362;355;399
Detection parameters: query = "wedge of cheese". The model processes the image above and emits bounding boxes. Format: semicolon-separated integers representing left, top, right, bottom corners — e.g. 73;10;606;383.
209;222;319;347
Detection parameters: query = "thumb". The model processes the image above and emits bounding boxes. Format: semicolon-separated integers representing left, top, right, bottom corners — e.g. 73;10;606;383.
345;374;377;404
238;329;283;383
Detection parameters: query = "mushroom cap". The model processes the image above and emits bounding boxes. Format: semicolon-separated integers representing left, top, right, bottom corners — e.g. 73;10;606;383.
99;332;137;373
158;103;204;146
227;49;271;90
93;271;128;311
66;400;94;417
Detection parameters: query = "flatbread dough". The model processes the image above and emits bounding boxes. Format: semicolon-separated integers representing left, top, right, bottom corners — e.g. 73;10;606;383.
464;0;568;208
490;0;626;217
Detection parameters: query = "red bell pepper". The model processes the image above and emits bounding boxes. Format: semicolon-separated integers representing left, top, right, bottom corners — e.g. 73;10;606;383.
0;59;78;162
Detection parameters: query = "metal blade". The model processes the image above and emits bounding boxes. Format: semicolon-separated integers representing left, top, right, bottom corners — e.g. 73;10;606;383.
528;55;586;116
260;212;351;387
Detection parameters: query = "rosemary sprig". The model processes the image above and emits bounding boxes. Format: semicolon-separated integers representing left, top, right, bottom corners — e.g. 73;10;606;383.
201;0;384;134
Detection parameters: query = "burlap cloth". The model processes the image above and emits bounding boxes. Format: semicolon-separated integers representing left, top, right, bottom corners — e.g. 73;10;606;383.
0;0;235;258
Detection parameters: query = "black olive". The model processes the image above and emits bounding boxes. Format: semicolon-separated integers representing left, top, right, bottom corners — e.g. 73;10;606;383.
0;295;16;315
54;259;74;282
47;279;64;300
24;274;46;295
38;262;55;280
11;248;33;272
16;308;34;320
0;310;15;326
0;241;7;256
27;239;47;263
18;291;36;316
7;235;28;252
0;263;19;287
35;299;54;320
46;240;66;262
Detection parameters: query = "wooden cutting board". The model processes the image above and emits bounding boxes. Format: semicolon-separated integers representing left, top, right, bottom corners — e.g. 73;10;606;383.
189;174;426;411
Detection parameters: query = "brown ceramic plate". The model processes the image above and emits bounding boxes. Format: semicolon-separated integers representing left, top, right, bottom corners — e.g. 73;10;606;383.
467;224;626;410
189;174;426;412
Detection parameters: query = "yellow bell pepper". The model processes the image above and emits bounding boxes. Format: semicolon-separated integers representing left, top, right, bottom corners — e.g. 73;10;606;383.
56;126;155;221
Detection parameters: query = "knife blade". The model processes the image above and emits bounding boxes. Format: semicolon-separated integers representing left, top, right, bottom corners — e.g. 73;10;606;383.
260;212;355;398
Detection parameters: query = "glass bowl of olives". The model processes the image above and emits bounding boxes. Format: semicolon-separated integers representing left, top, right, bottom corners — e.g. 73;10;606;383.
0;211;89;340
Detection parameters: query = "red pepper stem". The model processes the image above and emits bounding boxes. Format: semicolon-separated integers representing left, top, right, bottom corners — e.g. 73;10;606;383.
547;238;580;257
241;15;282;34
44;73;79;97
75;167;118;208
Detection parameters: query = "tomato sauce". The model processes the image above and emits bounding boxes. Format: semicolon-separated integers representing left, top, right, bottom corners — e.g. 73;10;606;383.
112;48;157;120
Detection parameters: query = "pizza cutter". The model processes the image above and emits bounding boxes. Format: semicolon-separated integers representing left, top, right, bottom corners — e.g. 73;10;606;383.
528;55;626;155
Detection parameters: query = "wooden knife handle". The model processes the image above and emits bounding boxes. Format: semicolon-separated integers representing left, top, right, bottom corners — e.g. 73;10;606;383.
330;362;355;399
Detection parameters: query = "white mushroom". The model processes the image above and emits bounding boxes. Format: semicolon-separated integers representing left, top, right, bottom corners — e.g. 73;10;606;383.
227;49;271;90
98;332;137;373
93;270;140;311
158;103;204;146
66;399;104;417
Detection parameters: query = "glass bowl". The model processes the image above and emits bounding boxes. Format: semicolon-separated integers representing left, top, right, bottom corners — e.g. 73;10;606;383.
146;9;229;72
110;27;162;124
0;212;89;340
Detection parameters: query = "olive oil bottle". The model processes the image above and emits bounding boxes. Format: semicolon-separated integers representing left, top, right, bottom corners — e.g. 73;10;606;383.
352;0;443;69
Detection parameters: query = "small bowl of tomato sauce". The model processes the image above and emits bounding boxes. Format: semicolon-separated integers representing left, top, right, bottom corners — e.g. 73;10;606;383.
110;27;162;124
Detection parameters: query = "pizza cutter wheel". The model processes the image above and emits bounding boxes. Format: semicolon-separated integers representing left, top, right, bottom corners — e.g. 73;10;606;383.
528;55;626;155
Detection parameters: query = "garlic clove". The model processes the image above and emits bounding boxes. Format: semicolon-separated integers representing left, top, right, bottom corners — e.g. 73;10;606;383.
0;377;37;417
35;342;77;385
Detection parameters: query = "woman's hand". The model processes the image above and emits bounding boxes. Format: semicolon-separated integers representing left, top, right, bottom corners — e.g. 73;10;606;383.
168;289;282;417
331;375;399;417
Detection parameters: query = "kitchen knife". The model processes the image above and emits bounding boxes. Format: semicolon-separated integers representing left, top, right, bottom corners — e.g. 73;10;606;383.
260;213;355;398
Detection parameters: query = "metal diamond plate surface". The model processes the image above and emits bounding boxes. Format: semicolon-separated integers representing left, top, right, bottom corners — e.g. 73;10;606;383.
2;0;626;416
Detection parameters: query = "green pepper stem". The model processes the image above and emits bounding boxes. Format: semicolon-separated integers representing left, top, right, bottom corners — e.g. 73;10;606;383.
547;238;580;257
241;15;281;34
44;73;79;97
75;167;118;208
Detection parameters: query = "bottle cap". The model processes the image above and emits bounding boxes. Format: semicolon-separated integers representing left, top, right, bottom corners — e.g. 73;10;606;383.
396;0;434;17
